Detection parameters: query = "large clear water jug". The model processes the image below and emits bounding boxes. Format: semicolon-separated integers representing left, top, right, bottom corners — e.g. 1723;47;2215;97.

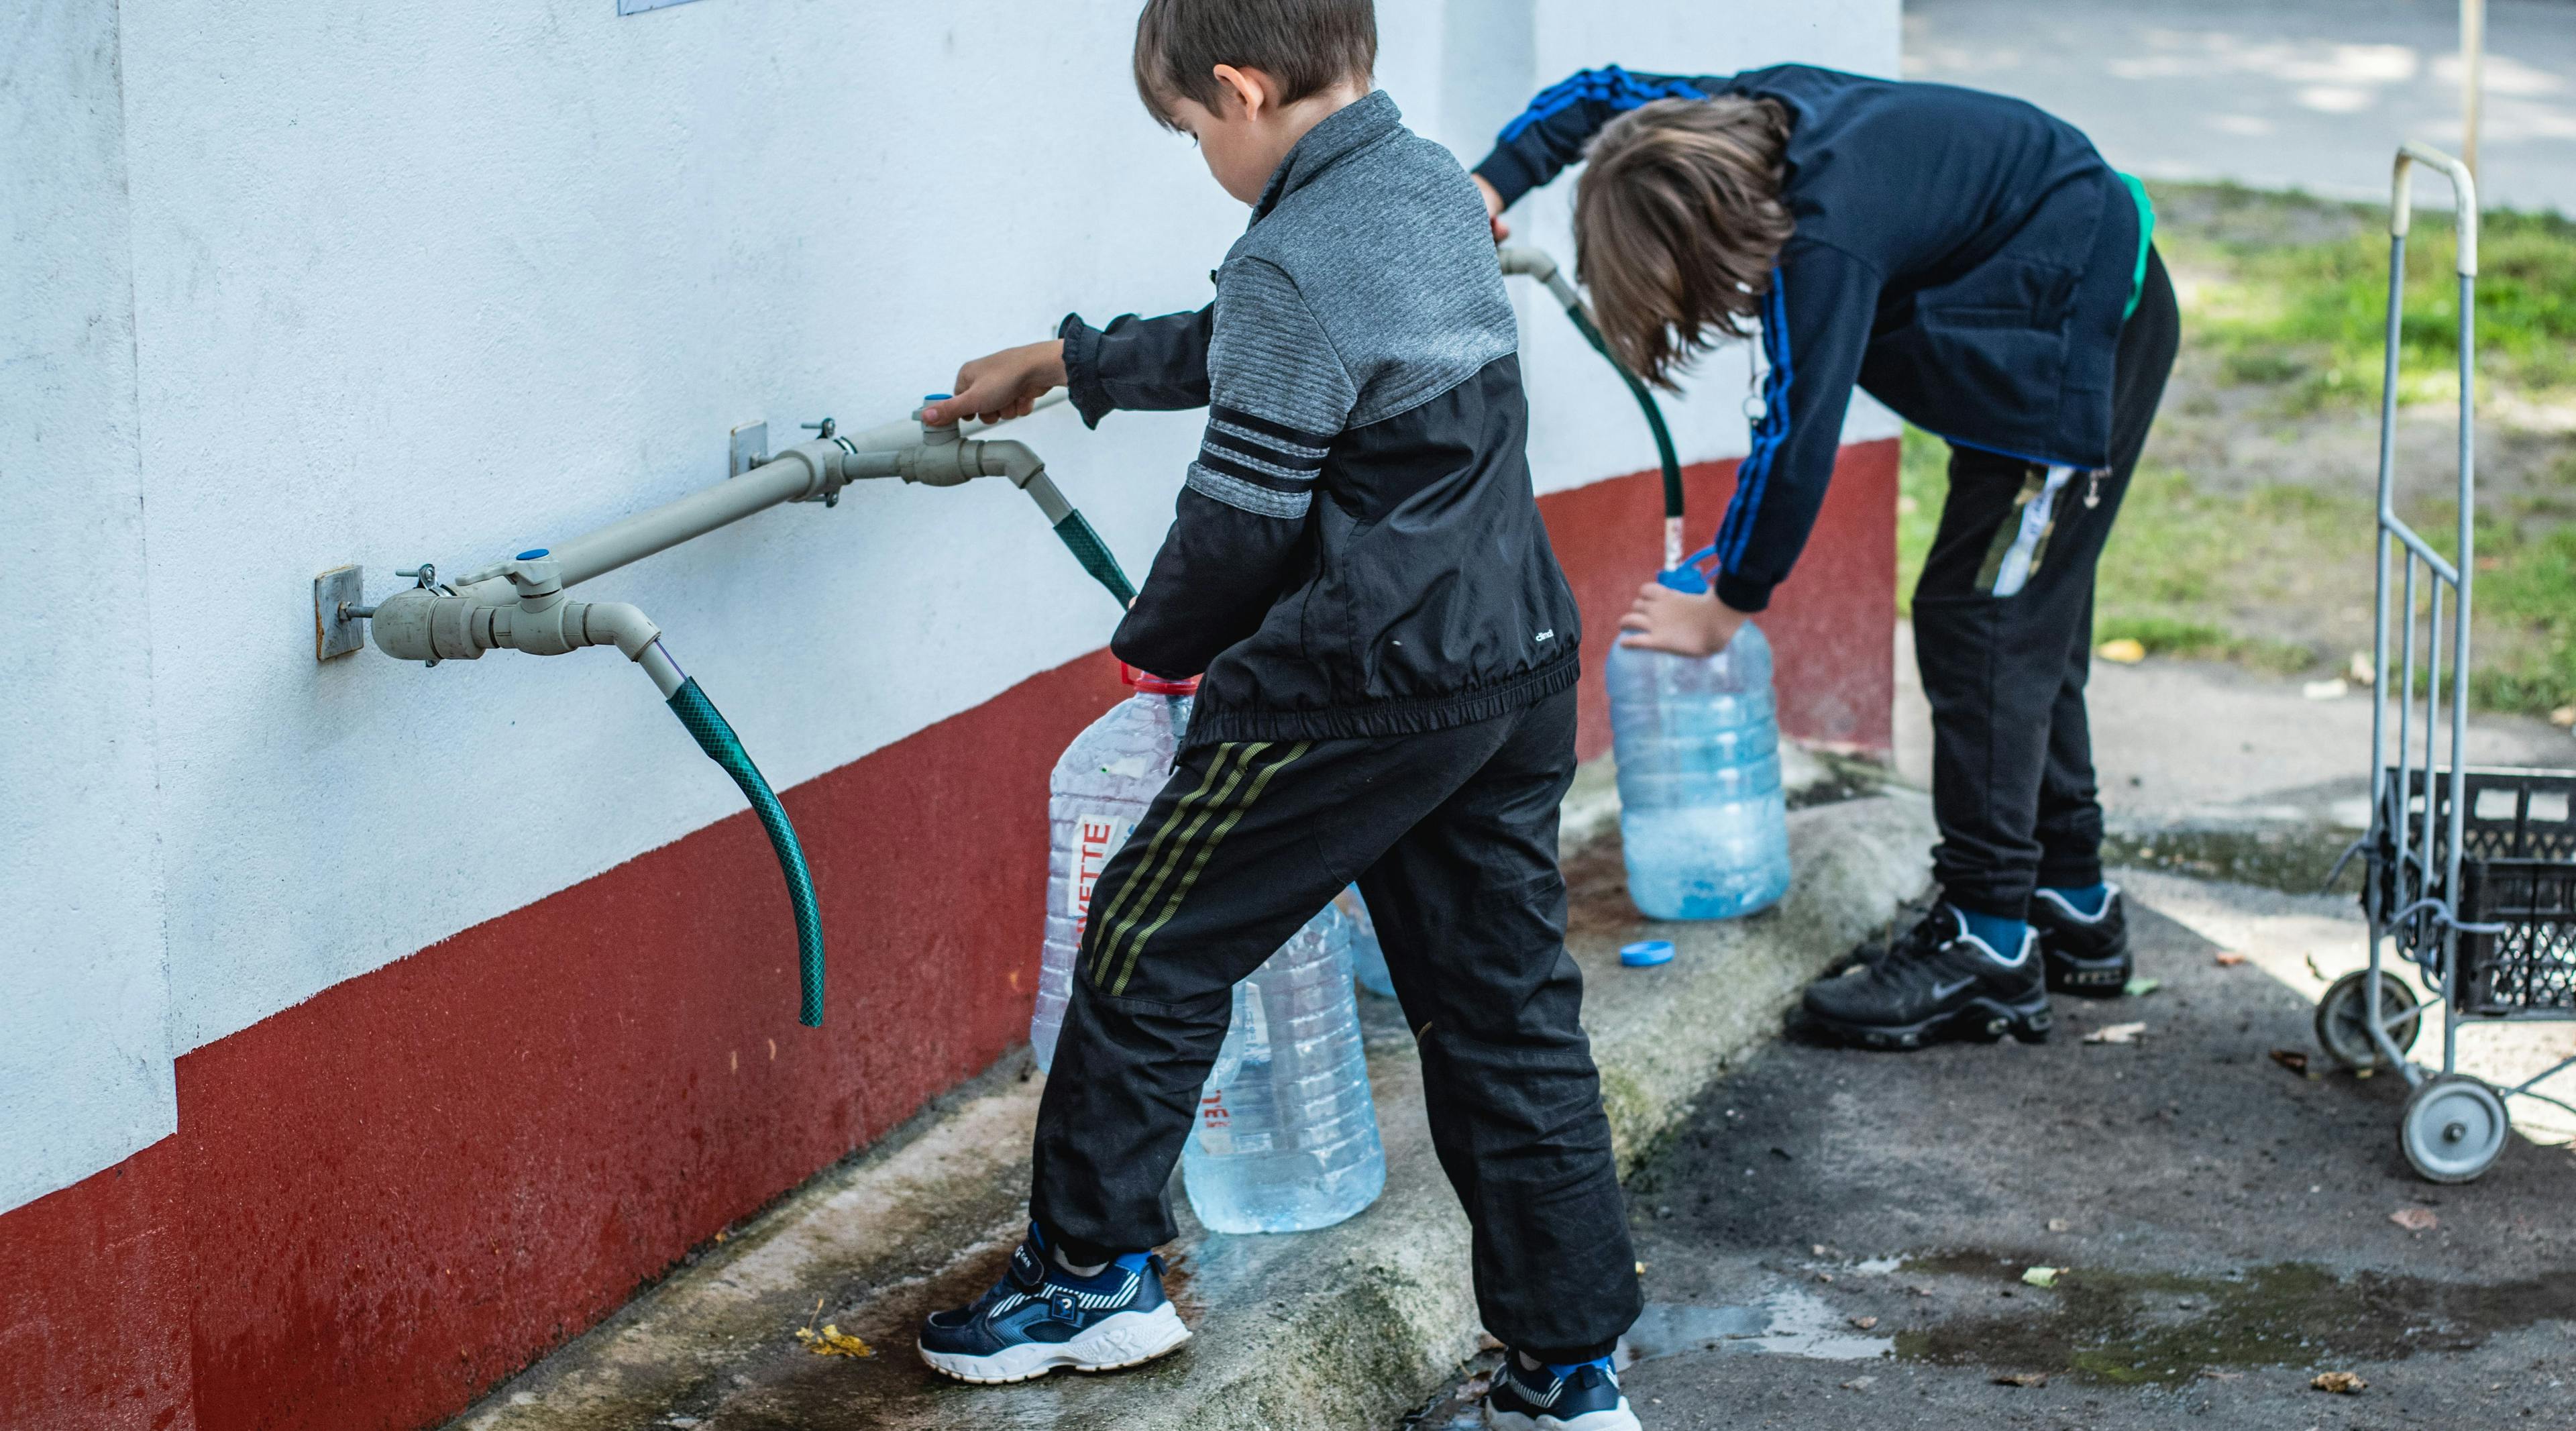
1338;886;1396;998
1181;903;1388;1233
1605;558;1792;920
1032;666;1196;1071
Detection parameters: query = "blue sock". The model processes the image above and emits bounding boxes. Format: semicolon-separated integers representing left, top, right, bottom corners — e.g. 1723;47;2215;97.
2044;882;2110;918
1544;1355;1615;1377
1955;906;2030;959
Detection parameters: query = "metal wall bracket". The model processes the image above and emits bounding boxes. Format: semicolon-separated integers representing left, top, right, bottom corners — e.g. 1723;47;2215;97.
315;565;366;660
729;421;769;478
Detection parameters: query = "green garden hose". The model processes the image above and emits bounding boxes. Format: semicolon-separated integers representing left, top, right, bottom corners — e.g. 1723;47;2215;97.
667;678;825;1026
1561;303;1686;531
1052;509;1138;607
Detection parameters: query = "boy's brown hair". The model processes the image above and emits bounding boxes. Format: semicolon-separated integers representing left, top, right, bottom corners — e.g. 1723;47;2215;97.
1132;0;1377;130
1575;95;1796;387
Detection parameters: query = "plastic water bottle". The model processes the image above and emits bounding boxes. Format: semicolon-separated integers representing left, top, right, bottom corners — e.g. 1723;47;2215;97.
1605;550;1792;921
1338;886;1396;998
1032;665;1197;1071
1182;902;1389;1233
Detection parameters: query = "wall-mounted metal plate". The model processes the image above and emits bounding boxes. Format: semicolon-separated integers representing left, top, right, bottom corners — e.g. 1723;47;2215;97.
315;565;366;661
730;420;769;477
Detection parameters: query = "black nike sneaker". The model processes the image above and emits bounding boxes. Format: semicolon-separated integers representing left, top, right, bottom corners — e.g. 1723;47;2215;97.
1485;1353;1640;1430
1801;904;2051;1049
916;1231;1189;1383
2031;884;2131;997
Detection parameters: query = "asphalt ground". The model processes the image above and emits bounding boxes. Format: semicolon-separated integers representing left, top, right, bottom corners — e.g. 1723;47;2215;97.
1406;878;2576;1430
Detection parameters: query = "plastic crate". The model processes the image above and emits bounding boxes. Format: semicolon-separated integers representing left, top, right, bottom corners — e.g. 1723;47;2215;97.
2459;859;2576;1015
2369;767;2576;1014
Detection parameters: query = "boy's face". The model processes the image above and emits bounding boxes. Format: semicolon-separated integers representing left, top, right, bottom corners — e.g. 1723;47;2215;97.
1167;87;1278;207
1165;65;1368;207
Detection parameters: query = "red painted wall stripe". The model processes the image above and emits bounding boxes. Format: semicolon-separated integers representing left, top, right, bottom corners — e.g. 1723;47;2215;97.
0;448;1892;1431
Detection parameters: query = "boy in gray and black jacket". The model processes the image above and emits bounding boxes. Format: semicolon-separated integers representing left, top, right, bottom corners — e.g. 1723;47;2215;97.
914;3;1644;1426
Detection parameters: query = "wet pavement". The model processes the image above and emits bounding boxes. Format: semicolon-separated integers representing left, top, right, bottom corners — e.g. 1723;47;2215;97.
1406;878;2576;1429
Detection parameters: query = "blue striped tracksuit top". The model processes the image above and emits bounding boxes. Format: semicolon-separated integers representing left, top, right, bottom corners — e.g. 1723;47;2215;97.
1474;64;2145;615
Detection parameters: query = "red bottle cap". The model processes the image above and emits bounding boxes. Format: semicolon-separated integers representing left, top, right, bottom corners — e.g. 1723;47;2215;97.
1120;660;1199;695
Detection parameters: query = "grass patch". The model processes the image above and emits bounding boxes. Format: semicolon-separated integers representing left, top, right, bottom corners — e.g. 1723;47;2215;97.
2153;181;2576;413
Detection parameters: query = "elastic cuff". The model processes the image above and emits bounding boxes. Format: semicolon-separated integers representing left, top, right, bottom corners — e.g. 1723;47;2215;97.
1033;1218;1132;1270
1055;313;1113;430
2035;857;2105;892
1519;1336;1624;1365
1470;151;1541;211
1713;569;1774;613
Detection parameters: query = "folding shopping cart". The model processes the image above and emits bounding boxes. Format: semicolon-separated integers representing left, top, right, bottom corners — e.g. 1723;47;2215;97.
2312;144;2576;1183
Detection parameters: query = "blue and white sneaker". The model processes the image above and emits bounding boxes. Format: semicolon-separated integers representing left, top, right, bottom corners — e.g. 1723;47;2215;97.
1485;1353;1642;1430
916;1232;1190;1384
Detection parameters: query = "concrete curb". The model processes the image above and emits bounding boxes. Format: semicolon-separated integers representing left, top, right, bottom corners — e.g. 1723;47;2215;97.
453;784;1933;1431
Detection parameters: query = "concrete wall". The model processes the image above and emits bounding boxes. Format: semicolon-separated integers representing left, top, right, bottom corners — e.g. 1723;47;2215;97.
4;3;1900;1426
5;0;1896;1214
1;0;178;1214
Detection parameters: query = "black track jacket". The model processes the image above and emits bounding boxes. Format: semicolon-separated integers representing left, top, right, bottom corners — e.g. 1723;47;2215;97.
1060;92;1582;747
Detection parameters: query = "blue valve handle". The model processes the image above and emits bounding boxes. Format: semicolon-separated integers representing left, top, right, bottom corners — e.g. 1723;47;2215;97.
666;678;825;1027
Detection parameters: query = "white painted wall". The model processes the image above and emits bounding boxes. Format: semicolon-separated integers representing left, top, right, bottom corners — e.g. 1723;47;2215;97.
3;0;1899;1212
1;0;179;1211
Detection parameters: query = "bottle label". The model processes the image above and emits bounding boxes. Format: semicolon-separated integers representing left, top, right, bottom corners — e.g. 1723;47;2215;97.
1068;811;1135;925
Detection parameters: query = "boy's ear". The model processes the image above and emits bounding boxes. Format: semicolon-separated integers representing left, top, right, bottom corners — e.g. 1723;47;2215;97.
1209;63;1272;120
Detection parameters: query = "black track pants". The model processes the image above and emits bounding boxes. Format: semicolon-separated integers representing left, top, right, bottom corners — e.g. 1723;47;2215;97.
1913;249;2181;917
1030;686;1640;1361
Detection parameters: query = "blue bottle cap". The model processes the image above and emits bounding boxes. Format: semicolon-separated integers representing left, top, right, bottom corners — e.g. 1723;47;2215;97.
1654;565;1709;595
1620;939;1676;967
924;392;953;403
516;547;549;560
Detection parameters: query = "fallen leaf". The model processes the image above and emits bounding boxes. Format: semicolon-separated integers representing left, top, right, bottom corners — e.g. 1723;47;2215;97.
1849;1315;1879;1330
2390;1207;2438;1232
2553;704;2575;729
2098;638;2146;665
795;1324;873;1359
1476;1330;1506;1353
1841;1375;1878;1390
2123;977;2162;998
2021;1266;2061;1288
1994;1371;2050;1387
2214;951;2249;967
2199;1369;2245;1382
2304;678;2350;702
2084;1022;2147;1045
2312;1370;2366;1394
2047;1218;2072;1232
2270;1048;2312;1075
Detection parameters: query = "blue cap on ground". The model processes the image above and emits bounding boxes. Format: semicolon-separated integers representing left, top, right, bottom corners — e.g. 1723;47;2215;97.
1620;939;1676;967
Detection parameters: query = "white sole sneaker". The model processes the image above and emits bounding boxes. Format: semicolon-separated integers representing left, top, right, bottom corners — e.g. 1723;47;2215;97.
1485;1397;1643;1431
916;1302;1191;1384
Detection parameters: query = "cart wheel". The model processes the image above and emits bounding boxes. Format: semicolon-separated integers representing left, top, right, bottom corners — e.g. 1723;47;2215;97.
2314;969;2421;1071
2400;1075;2510;1183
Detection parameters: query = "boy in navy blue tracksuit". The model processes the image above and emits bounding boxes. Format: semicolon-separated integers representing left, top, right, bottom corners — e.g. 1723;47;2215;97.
1472;66;2180;1047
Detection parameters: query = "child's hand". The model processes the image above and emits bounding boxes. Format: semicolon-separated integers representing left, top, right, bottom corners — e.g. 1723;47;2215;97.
922;340;1067;427
1472;175;1510;244
1617;581;1750;657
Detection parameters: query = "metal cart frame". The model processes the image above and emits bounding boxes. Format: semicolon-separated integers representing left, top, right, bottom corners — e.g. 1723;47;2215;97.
2316;142;2576;1182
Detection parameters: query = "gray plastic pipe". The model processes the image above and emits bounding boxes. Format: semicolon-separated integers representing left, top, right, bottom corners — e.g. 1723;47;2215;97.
443;390;1073;605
